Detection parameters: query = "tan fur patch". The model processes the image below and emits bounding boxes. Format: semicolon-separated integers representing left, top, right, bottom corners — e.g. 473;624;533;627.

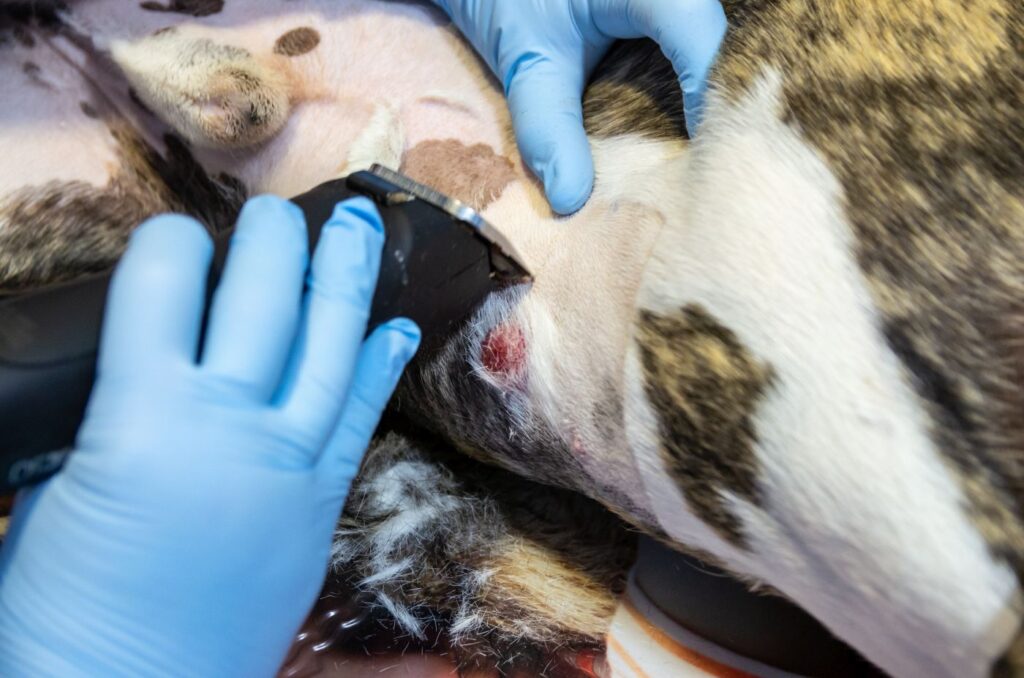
399;139;516;210
478;538;620;641
111;33;305;149
584;40;686;141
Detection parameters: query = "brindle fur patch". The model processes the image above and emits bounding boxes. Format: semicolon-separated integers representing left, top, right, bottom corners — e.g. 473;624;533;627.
636;305;774;546
274;27;320;57
713;0;1024;667
584;40;686;141
400;139;517;211
0;127;245;291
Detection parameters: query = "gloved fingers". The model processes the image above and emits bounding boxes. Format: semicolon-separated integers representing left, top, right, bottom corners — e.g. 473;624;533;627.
586;0;727;135
505;55;594;215
98;214;212;378
277;198;385;433
201;195;309;402
316;319;419;494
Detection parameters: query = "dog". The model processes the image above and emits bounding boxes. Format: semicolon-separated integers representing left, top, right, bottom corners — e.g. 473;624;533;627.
1;2;1022;676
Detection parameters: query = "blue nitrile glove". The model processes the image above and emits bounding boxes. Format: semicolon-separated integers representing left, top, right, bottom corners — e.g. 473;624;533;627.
432;0;727;214
0;195;420;678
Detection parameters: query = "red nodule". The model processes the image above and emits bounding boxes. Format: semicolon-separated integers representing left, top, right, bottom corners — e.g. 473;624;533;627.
480;324;526;378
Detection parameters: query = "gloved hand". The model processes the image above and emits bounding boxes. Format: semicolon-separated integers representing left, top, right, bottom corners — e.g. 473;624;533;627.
0;196;420;678
432;0;727;214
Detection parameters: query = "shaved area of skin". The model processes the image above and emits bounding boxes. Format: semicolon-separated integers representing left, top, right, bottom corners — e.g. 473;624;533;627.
400;139;516;211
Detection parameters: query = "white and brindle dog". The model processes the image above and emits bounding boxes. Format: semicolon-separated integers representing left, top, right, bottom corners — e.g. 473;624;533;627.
1;1;1022;676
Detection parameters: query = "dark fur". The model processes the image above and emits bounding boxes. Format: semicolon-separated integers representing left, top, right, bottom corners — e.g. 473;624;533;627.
138;0;225;17
637;306;774;546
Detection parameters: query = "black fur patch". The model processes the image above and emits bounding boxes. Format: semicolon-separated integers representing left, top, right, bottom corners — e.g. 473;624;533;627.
584;40;687;141
0;2;65;35
274;27;320;57
139;0;224;17
636;305;773;545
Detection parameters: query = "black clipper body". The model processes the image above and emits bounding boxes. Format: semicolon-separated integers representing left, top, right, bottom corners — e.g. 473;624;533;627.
0;165;530;492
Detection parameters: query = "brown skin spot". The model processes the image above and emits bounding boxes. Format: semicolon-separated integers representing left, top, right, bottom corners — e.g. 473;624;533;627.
139;0;224;17
400;139;516;211
274;27;320;57
21;60;50;89
636;305;774;546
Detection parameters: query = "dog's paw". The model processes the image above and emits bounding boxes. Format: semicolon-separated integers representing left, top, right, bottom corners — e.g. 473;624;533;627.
111;28;295;149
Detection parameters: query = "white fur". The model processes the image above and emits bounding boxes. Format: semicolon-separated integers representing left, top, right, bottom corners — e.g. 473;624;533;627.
339;103;404;175
375;592;425;639
627;69;1019;677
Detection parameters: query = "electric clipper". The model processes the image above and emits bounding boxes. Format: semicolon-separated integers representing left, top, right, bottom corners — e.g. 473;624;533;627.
0;165;531;492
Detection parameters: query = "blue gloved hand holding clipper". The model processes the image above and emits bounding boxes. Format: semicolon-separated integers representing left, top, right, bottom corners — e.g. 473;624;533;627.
0;196;420;677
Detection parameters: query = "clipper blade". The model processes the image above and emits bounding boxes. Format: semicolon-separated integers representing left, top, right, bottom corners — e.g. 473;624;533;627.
368;165;532;284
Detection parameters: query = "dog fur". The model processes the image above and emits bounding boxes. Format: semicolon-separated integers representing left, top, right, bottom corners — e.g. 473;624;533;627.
1;2;1022;676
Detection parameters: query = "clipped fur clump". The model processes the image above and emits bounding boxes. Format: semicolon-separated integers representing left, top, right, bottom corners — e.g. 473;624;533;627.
331;433;636;673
